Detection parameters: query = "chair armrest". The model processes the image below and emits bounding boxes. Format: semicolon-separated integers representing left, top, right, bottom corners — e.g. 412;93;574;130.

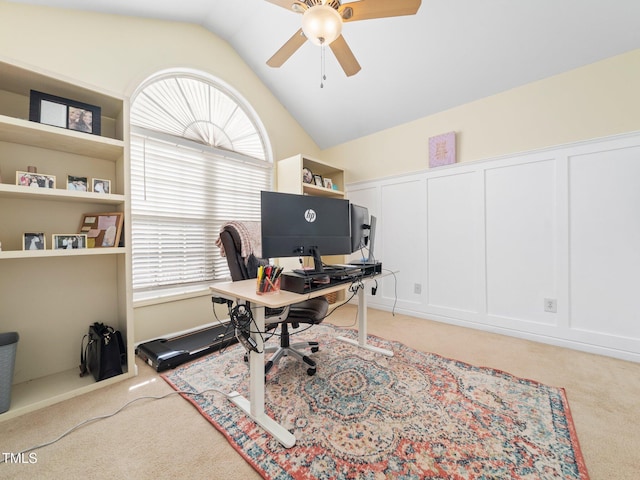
265;305;290;323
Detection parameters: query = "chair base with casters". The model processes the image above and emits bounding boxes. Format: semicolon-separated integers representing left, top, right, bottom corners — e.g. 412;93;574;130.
264;323;320;376
244;315;325;376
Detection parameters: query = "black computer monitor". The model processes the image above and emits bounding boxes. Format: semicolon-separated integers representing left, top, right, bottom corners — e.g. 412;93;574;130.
350;204;377;263
366;215;377;262
350;203;370;252
261;191;351;273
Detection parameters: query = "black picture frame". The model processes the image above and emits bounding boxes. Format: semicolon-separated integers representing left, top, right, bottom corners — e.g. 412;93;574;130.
29;90;101;136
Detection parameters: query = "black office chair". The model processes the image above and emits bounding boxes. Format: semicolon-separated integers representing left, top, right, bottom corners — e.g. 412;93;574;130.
218;222;329;376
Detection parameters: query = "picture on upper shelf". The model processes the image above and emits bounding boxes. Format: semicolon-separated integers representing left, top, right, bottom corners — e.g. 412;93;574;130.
23;232;46;250
67;175;88;191
52;234;87;250
91;178;111;194
16;171;56;189
313;174;324;187
323;178;333;189
29;90;101;136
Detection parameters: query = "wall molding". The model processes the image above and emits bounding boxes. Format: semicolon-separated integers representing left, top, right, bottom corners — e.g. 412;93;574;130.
347;131;640;363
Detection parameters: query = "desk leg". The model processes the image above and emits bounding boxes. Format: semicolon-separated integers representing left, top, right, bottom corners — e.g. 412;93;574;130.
337;286;393;357
228;304;296;448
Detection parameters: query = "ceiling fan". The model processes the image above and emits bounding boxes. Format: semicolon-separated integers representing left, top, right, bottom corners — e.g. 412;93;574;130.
266;0;422;77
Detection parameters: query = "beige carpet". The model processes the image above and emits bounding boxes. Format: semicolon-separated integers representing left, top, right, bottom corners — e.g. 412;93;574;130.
1;306;639;479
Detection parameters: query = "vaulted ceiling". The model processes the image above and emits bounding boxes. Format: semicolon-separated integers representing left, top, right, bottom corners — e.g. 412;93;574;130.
8;0;640;148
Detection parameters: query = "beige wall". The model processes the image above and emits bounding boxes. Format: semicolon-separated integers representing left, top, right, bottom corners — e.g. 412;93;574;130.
323;49;640;183
0;1;320;162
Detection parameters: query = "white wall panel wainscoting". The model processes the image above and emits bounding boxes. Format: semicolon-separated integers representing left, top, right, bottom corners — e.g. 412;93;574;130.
346;132;640;362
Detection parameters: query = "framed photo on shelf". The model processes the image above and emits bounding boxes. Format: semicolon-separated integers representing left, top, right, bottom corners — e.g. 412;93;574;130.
313;174;324;187
79;212;123;248
323;178;333;189
52;234;87;250
29;90;101;136
91;178;111;194
67;175;88;192
23;232;46;251
16;171;56;189
302;167;314;184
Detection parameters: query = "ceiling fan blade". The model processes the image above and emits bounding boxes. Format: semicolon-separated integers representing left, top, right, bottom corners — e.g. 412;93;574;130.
329;35;361;77
267;29;307;67
342;0;421;22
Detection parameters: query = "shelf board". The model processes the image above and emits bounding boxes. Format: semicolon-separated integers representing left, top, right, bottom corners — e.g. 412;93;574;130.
0;183;125;204
0;367;133;422
303;183;345;197
0;114;124;161
0;247;126;260
0;59;124;120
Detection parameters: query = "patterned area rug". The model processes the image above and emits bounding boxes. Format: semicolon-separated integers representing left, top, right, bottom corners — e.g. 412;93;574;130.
162;324;589;479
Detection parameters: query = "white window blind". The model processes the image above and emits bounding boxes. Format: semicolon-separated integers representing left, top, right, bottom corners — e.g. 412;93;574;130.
130;135;270;291
129;72;272;292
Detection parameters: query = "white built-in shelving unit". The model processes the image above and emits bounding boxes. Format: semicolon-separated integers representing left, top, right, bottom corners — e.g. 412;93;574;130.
0;58;134;421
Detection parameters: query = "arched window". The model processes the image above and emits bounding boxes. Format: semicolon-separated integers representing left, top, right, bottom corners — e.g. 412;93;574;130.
130;70;272;294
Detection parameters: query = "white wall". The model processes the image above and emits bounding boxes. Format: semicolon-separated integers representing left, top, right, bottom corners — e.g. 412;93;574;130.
347;132;640;362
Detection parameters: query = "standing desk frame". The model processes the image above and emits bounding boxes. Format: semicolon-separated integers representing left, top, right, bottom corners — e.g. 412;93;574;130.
209;273;392;448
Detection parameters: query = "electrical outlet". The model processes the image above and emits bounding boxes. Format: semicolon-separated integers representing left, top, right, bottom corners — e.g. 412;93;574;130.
414;283;422;294
544;298;557;313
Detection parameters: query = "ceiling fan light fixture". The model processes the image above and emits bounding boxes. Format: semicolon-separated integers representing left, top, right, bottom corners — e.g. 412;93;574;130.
301;5;343;46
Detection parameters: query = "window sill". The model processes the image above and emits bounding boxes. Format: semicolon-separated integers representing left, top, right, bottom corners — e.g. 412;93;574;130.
133;285;215;308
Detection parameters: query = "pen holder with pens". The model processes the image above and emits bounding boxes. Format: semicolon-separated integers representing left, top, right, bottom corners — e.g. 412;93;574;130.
256;265;283;295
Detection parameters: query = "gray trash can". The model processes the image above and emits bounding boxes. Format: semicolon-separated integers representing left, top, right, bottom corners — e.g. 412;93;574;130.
0;332;19;414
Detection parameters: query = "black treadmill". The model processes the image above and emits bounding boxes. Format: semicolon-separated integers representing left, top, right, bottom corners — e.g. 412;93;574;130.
136;323;237;372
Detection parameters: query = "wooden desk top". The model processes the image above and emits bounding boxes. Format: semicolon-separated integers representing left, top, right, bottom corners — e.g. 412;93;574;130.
210;277;356;308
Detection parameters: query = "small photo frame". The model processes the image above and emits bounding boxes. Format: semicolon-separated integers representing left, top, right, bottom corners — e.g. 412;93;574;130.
313;174;324;187
52;234;87;250
323;178;333;189
67;175;88;192
16;171;56;189
23;232;46;251
51;233;87;250
29;90;101;136
91;178;111;194
79;212;124;248
302;167;314;184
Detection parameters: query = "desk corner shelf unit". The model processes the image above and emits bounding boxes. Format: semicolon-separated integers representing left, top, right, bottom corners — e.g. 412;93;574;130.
0;57;134;422
277;154;345;199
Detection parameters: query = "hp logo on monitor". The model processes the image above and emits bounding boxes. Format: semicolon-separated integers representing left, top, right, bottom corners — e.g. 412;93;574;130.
304;209;317;223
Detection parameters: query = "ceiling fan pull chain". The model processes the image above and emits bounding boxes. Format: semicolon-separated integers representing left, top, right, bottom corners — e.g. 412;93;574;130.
320;43;326;88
